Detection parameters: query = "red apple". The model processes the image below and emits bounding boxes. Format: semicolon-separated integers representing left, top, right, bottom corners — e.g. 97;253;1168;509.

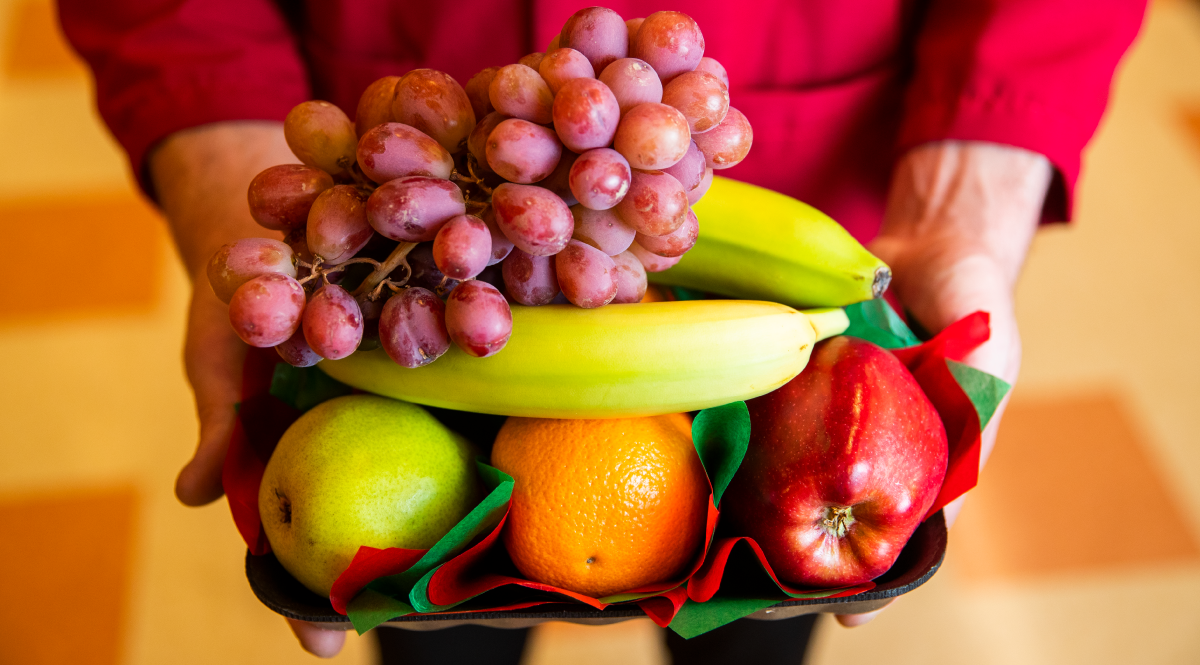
722;336;948;587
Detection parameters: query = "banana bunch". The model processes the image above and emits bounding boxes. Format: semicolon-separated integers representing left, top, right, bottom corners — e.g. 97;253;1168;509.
323;179;887;417
651;176;891;308
321;302;849;418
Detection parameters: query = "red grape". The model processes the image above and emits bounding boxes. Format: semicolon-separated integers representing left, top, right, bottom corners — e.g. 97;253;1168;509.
445;280;512;357
629;241;682;272
569;147;631;210
491;183;574;256
433;214;492;280
465;67;500;120
475;262;506;292
559;7;628;73
537;149;579;206
248;164;334;231
367;176;466;242
468;111;508;172
359;322;381;353
207;237;296;304
489;64;554;124
689;167;714;204
229;273;306;347
625;18;644;53
285;228;314;265
519;52;545;70
539;48;595;94
355;76;400;137
357;122;454;183
275;327;322;367
302;284;363;360
662;140;705;192
571;205;635;255
635;207;698;257
598;58;662;116
392;69;476;153
695;56;729;88
614;169;689;236
502;248;559;305
284;100;358;176
632;11;705;82
486;118;563;183
555;239;618;308
307;185;373;264
613;103;691;169
610;249;648;303
406;242;459;297
355;290;386;322
481;206;515;265
662;70;729;134
552;78;621;153
379;287;450;368
693;107;753;169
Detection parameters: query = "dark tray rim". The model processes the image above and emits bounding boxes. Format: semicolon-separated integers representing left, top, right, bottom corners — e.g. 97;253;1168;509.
245;511;947;627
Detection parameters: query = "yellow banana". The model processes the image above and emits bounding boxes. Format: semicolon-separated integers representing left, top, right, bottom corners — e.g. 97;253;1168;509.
320;301;848;419
650;176;891;308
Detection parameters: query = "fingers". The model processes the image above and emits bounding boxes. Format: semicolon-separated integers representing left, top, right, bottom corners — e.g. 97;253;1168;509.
834;598;894;628
287;619;347;658
175;284;247;506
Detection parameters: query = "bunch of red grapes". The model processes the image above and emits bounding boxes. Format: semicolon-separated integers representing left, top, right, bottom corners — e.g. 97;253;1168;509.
207;7;752;369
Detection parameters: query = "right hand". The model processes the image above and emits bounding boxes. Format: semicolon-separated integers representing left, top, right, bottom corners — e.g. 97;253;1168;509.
151;121;348;656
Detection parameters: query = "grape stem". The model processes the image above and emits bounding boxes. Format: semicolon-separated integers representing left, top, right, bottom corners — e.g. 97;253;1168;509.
331;257;383;270
370;278;405;300
297;256;325;286
297;256;384;287
353;241;416;298
453;157;494;196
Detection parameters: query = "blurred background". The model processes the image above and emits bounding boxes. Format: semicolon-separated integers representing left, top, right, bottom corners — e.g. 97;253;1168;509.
1;0;1198;663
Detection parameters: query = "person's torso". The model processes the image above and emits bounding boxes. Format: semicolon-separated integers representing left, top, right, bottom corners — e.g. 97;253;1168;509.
283;0;924;241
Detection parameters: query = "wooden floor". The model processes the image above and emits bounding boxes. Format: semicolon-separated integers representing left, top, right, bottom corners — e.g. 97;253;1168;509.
1;0;1198;663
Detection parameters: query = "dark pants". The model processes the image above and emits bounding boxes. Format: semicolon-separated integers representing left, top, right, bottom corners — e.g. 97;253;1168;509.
376;614;819;664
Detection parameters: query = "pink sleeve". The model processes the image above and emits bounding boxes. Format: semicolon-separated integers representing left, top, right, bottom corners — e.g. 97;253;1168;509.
57;0;312;196
899;0;1147;222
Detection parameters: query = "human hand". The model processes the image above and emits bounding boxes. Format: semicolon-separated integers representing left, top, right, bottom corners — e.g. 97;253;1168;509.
287;619;348;658
150;121;296;505
153;122;352;657
835;141;1052;628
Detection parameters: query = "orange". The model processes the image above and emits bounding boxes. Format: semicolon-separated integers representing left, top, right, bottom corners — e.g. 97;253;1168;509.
491;414;710;598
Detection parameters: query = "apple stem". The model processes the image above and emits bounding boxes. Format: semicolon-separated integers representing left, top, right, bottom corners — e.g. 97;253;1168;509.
822;505;855;538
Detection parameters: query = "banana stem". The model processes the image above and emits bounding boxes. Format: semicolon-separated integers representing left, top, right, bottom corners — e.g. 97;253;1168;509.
872;266;892;300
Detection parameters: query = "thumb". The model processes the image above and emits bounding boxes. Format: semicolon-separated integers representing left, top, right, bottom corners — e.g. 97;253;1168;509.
176;283;247;506
287;619;347;658
835;598;894;628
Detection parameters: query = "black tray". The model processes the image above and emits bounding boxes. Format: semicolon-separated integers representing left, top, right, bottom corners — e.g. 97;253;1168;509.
245;510;946;629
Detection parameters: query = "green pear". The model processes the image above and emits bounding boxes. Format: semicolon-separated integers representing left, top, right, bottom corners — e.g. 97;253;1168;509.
258;394;478;597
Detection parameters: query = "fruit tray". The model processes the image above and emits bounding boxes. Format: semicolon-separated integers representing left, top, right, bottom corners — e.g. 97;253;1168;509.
245;509;945;629
229;299;1004;636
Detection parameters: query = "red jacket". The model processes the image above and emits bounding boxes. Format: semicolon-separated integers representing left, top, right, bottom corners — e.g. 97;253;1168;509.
59;0;1145;242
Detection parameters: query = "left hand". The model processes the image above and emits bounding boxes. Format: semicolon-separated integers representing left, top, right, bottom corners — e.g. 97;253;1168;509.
835;140;1052;628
